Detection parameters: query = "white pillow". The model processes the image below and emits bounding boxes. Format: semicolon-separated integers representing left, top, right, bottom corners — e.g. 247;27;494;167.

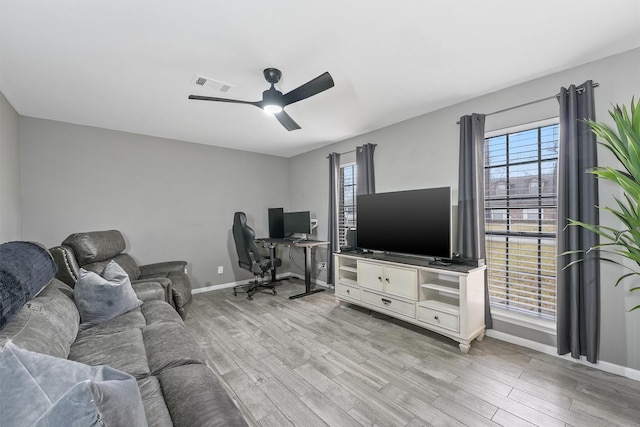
74;260;142;330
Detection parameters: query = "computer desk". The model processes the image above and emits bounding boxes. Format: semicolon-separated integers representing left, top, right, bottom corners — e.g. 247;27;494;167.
257;237;329;299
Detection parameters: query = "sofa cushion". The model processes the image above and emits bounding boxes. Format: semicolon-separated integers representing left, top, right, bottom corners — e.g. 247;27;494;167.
143;322;205;374
75;261;142;330
62;229;127;265
0;342;147;427
138;376;174;427
76;306;146;337
141;300;183;325
159;364;248;427
0;280;79;359
70;328;151;379
0;241;58;329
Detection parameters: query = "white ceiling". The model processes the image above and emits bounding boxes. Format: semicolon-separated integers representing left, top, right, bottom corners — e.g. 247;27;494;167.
1;1;639;157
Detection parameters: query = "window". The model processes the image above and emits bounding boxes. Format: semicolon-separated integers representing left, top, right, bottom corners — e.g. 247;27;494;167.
484;121;559;321
339;163;357;246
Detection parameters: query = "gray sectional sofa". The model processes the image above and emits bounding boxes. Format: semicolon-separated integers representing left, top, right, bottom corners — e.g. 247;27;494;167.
0;241;247;426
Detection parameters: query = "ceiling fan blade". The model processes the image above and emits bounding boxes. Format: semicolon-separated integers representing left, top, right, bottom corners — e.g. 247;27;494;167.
281;72;334;106
274;110;301;131
188;95;259;107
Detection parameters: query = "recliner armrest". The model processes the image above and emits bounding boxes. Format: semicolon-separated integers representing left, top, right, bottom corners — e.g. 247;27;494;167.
131;281;167;303
132;278;173;306
139;261;187;276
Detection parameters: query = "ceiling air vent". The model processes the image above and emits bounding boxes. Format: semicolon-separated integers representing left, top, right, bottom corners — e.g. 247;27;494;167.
193;75;233;93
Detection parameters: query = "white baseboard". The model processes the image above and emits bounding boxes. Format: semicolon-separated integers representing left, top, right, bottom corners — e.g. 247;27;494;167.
191;272;330;295
486;329;640;382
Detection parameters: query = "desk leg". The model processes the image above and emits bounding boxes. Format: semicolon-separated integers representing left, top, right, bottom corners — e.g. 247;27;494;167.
289;246;325;299
269;245;277;282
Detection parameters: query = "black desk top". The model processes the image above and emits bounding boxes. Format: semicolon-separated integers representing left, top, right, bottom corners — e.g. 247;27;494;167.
258;237;329;247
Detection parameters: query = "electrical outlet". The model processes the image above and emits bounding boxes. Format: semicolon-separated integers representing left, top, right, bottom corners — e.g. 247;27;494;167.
217;266;223;275
318;262;326;270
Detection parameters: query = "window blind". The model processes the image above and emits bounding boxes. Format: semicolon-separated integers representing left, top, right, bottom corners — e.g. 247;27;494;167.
484;123;559;320
339;164;357;247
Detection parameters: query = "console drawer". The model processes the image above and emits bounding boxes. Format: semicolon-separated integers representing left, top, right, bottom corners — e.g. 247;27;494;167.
362;291;415;318
336;282;361;300
417;305;459;332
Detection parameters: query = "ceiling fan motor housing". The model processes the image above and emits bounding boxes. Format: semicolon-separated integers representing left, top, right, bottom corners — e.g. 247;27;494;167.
263;68;282;84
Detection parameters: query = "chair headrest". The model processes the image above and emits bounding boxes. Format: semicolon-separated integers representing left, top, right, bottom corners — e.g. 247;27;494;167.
61;230;126;265
233;212;247;227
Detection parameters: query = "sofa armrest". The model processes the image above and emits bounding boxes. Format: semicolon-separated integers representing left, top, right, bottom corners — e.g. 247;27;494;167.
131;281;167;303
132;278;173;306
139;261;187;277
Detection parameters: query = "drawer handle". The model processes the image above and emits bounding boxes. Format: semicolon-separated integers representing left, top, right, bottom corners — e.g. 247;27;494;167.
381;298;392;305
385;278;390;283
346;289;350;294
378;276;382;281
434;315;439;321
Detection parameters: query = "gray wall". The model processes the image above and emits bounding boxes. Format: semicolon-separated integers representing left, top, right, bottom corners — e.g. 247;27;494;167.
0;91;22;241
18;118;290;288
288;48;640;370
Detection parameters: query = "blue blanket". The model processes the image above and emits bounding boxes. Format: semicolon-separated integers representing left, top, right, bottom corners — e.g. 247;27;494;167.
0;241;58;329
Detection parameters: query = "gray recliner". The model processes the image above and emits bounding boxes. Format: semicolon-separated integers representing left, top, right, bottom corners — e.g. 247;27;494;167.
50;230;192;319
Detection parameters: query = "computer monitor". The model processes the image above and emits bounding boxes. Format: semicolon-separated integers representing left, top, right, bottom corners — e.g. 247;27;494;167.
268;207;284;238
284;211;311;235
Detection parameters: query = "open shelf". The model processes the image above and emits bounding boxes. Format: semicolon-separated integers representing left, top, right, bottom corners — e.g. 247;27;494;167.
420;280;460;297
339;265;357;273
339;277;358;287
417;299;459;315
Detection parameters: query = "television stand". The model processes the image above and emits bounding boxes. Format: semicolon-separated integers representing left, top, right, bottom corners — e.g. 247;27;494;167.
334;252;486;353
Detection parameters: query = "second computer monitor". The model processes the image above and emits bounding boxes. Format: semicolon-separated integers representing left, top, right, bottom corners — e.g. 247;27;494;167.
268;207;285;238
284;211;311;235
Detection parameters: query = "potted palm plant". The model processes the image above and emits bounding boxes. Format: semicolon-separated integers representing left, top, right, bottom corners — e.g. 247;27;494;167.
569;99;640;311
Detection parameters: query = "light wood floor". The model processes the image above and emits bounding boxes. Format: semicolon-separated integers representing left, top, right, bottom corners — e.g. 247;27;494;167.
185;280;640;427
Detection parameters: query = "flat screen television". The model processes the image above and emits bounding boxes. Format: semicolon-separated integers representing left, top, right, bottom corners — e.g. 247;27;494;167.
284;211;311;235
356;187;452;259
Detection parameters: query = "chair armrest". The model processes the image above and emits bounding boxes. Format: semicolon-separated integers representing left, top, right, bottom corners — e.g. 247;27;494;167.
139;261;187;276
248;252;266;275
131;281;167;303
132;278;174;306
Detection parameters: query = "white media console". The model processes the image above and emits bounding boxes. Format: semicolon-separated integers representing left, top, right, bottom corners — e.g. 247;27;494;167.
334;252;486;353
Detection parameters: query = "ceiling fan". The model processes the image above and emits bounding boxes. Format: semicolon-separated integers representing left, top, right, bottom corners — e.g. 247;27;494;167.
189;68;334;131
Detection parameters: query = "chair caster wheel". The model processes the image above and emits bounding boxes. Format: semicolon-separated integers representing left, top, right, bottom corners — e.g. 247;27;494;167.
233;291;237;296
273;290;277;295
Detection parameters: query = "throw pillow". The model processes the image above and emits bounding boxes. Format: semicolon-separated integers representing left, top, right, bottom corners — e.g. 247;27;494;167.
0;342;147;427
74;260;142;330
0;241;58;329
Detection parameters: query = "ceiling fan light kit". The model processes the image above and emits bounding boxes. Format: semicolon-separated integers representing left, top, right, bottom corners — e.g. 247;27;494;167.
261;88;284;114
189;68;334;131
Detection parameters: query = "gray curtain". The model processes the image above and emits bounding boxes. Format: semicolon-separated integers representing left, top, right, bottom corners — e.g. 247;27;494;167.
557;81;600;363
458;113;492;329
356;143;376;196
327;152;341;286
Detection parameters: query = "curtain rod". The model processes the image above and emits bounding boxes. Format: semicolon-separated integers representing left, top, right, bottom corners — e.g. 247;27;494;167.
456;82;599;124
326;143;377;158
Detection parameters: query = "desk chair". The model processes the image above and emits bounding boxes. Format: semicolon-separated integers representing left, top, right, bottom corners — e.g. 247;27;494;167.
232;212;282;300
